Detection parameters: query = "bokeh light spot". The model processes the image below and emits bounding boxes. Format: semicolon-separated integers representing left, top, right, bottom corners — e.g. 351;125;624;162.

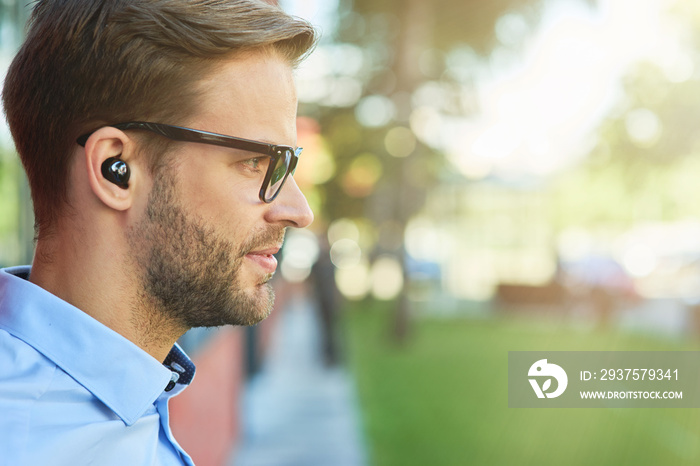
384;127;416;158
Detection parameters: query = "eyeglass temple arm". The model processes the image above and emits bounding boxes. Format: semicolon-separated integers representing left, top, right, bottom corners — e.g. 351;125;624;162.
78;121;275;155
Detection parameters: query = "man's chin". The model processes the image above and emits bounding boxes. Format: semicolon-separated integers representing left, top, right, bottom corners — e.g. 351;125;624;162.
259;272;275;285
231;282;275;326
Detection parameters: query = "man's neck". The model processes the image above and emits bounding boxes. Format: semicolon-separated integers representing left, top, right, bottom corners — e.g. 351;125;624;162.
30;239;185;363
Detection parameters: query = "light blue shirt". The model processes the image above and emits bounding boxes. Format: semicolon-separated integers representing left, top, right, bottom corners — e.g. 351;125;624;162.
0;266;196;466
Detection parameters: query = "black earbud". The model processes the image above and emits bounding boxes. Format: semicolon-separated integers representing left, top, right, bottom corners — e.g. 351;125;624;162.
101;157;130;189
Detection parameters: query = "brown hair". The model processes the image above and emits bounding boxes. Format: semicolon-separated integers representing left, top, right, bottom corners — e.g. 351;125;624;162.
2;0;317;238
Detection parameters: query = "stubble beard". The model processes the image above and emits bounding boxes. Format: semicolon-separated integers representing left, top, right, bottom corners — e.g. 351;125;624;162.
127;171;284;331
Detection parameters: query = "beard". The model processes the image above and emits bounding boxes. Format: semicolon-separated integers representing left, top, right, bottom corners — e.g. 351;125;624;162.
127;170;285;330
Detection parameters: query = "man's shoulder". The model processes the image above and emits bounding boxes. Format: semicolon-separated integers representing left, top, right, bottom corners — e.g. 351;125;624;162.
0;265;61;394
0;327;59;464
0;326;59;399
0;327;134;465
0;311;98;416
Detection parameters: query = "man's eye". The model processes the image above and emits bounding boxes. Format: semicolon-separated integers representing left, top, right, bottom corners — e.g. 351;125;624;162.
241;157;267;172
245;158;260;168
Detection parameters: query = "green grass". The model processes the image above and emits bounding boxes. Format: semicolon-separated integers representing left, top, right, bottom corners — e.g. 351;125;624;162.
343;301;700;466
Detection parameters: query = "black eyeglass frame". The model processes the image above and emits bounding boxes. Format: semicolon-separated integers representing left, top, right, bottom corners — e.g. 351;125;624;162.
77;121;301;203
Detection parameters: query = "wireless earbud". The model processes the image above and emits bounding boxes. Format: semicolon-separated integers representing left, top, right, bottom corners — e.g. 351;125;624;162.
101;157;130;189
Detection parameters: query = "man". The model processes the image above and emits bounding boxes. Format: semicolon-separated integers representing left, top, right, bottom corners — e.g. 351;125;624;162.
0;0;316;464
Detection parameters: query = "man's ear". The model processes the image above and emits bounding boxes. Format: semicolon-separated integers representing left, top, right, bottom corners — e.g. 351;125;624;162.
83;127;138;211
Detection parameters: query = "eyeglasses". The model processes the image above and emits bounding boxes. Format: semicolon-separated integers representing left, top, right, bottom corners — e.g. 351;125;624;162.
77;121;302;203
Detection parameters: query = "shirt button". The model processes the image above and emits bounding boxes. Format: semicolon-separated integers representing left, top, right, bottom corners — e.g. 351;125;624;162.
165;371;179;392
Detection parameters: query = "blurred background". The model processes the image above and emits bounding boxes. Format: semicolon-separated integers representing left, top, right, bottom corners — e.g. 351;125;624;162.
4;0;700;464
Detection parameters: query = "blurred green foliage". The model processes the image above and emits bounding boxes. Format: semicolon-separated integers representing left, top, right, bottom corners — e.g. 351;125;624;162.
0;151;22;266
349;0;552;53
308;0;593;227
311;0;700;237
545;55;700;232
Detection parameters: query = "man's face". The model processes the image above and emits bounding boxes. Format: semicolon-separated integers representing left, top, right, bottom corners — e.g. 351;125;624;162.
128;50;313;328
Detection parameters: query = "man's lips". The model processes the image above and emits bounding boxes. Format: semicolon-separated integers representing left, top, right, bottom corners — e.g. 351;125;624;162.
245;246;281;275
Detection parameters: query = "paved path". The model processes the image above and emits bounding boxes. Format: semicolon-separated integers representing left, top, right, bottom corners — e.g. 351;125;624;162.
230;293;368;466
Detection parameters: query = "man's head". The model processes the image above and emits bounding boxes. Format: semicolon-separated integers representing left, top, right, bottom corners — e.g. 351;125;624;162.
2;0;316;237
126;50;314;330
2;0;317;334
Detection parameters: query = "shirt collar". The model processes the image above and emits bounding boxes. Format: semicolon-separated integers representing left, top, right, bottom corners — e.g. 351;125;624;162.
0;266;196;426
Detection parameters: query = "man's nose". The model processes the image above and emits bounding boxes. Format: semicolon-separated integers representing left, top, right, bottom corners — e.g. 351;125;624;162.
264;175;314;228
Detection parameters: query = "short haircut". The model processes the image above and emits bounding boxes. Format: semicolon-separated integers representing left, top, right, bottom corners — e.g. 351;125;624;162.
2;0;317;237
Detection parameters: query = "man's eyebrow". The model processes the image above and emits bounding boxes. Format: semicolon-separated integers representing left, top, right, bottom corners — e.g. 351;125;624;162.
254;136;295;146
